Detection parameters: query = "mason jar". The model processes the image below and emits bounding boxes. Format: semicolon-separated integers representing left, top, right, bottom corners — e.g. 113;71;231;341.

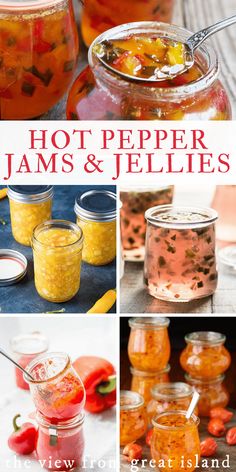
120;390;147;446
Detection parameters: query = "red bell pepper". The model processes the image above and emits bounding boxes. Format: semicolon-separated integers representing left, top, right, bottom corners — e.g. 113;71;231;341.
73;356;116;414
8;414;38;455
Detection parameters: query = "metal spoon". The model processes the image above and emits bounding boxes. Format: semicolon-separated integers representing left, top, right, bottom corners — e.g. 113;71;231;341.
96;14;236;81
0;347;34;381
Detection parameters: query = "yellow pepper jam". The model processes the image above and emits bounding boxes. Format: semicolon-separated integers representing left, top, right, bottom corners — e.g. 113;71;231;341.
130;365;170;404
66;22;231;121
0;0;78;119
120;390;147;446
81;0;174;47
128;317;171;372
8;185;53;246
32;220;83;302
180;332;231;379
185;374;230;418
151;411;200;472
146;382;197;426
74;189;116;266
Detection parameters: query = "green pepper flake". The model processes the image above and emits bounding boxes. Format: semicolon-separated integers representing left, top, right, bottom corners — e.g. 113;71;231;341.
155;237;160;243
22;82;35;97
170;234;176;241
69;112;78;120
7;37;16;46
204;254;214;262
197;281;204;288
206;236;212;243
158;256;166;267
153;3;160;13
167;244;176;254
185;249;196;258
209;273;217;281
63;60;74;72
128;237;135;245
133;226;141;234
78;82;94;95
0;218;6;225
25;65;53;86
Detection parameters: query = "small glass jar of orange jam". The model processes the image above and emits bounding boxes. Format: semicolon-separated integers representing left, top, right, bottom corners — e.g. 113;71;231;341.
130;365;170;404
146;382;197;425
32;220;83;302
8;185;53;246
128;317;170;372
74;189;116;266
0;0;79;119
120;390;147;446
180;332;231;379
185;374;230;417
151;411;200;472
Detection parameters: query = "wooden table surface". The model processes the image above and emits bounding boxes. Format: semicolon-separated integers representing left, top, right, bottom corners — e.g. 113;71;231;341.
42;0;236;120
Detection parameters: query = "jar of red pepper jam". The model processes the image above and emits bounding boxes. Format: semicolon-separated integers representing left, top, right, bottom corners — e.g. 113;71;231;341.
67;22;231;121
0;0;79;119
36;412;85;471
185;374;230;417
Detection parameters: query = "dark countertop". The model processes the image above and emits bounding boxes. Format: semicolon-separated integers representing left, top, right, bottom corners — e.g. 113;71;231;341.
0;185;116;314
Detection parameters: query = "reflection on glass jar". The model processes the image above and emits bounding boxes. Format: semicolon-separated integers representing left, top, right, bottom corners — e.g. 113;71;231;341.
144;205;218;302
10;333;49;390
8;185;53;246
185;374;229;417
120;187;174;261
67;23;231;121
24;352;85;422
74;189;116;266
128;317;170;372
0;0;78;119
151;411;200;472
130;365;170;404
36;412;85;471
120;390;147;446
211;186;236;243
32;220;83;302
81;0;174;47
146;382;197;425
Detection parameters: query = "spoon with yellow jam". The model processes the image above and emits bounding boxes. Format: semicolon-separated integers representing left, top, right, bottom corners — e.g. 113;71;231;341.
94;14;236;81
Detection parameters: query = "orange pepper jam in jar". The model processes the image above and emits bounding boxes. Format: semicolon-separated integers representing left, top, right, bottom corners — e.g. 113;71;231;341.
128;317;171;372
120;390;147;446
185;374;230;417
32;220;83;302
8;185;53;246
146;382;197;425
180;332;231;379
24;352;86;422
81;0;174;47
151;411;200;472
66;22;231;121
130;365;170;404
0;0;79;119
74;189;116;266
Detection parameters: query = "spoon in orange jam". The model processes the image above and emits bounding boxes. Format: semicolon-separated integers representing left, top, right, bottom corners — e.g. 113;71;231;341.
94;14;236;81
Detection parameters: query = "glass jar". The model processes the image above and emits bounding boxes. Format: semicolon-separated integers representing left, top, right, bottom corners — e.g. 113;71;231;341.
81;0;174;47
211;186;236;244
128;317;170;372
10;332;49;390
144;205;218;302
36;412;85;471
151;411;200;472
120;390;147;446
180;332;231;379
146;382;196;425
130;365;170;404
24;352;86;422
0;0;78;119
8;185;53;246
66;23;231;121
32;220;83;302
74;189;116;266
185;374;230;417
120;186;174;261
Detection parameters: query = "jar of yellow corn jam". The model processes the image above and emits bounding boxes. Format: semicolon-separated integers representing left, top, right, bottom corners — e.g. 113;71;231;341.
8;186;53;246
32;220;83;302
74;189;116;266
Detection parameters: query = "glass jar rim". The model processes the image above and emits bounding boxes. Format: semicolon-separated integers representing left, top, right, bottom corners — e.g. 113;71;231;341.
120;390;144;410
185;373;225;385
151;382;194;400
129;316;169;330
0;0;64;10
36;411;85;430
89;21;219;100
32;220;84;249
130;364;171;377
23;351;70;384
10;333;49;356
152;410;200;430
145;204;218;228
185;331;226;346
8;185;53;204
